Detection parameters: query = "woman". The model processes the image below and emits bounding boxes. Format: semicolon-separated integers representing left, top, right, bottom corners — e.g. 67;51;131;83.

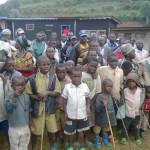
12;36;34;77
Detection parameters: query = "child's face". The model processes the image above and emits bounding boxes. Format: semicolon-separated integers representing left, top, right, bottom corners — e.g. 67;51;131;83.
122;67;132;76
12;80;25;94
88;52;97;59
5;60;15;73
103;82;113;93
127;79;137;89
87;61;98;75
56;67;66;81
71;71;82;86
90;44;99;52
108;56;118;69
50;41;57;47
38;59;50;74
65;62;75;73
46;49;55;59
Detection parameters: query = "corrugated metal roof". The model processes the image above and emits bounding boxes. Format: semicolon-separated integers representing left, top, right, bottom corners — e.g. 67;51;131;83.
6;16;121;24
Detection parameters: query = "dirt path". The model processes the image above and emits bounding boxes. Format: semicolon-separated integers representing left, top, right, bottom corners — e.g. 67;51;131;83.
1;129;150;150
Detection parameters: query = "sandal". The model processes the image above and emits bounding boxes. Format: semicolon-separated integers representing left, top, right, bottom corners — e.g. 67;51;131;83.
120;138;127;145
67;147;74;150
73;141;80;148
85;141;94;149
134;139;143;147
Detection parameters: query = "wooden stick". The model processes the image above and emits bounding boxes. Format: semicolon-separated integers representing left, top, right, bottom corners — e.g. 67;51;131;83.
40;107;45;150
141;110;150;128
105;106;115;149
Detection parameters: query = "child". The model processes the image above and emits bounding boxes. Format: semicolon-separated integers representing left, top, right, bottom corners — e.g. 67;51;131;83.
94;79;117;148
98;53;123;102
3;58;22;84
46;46;58;77
0;74;10;148
65;60;75;82
5;76;31;150
55;64;70;146
140;86;150;138
62;67;91;150
82;57;102;148
25;56;61;150
121;73;143;147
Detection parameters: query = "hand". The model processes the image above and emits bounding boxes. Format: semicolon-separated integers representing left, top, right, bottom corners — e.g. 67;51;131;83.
14;89;20;97
38;91;49;101
86;108;91;116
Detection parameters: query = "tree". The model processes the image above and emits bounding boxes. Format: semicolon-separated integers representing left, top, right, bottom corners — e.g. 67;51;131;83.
140;2;150;25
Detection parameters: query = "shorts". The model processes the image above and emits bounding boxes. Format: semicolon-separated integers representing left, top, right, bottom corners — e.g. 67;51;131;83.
31;112;58;135
55;108;65;130
93;126;110;134
9;125;30;150
64;118;89;135
0;120;9;134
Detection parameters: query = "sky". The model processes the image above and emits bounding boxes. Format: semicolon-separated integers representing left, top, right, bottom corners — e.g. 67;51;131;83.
0;0;8;5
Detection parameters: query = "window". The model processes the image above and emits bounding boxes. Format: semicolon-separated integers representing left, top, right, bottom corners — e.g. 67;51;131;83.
60;25;71;35
45;24;54;31
26;24;34;30
86;30;106;36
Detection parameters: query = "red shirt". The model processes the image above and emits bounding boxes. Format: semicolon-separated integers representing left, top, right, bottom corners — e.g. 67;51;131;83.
114;50;123;59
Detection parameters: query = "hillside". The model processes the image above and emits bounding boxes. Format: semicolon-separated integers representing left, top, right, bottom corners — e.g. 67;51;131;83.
0;0;150;21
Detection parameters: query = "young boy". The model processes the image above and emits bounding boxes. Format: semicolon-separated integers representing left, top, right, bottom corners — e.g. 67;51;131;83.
98;53;123;102
25;56;61;150
55;64;70;146
3;58;22;84
0;73;10;148
94;79;117;148
46;47;58;77
65;60;75;82
5;76;31;150
82;57;102;148
121;73;143;147
62;67;91;150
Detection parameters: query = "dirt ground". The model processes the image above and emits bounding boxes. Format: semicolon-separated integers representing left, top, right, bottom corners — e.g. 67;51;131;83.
1;129;150;150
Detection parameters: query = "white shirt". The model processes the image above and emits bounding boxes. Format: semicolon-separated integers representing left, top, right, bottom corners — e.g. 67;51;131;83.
124;87;142;118
62;83;90;119
134;48;149;62
99;47;104;56
61;41;66;49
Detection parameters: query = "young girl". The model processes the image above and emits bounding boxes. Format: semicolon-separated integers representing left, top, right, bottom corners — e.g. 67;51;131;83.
93;79;116;149
121;73;143;146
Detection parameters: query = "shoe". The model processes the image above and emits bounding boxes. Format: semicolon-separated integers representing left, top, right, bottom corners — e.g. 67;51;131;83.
121;138;127;145
94;135;101;149
134;139;143;147
102;133;112;146
140;131;147;138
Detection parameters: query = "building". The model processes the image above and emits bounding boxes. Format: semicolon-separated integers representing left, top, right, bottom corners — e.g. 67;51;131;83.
1;16;121;40
111;21;150;50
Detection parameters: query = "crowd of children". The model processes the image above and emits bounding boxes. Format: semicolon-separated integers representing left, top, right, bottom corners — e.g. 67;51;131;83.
0;28;150;150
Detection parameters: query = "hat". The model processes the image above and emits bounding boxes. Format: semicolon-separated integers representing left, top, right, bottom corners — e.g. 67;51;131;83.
16;28;25;34
79;30;88;37
121;43;134;55
1;29;11;35
71;36;77;40
126;73;140;86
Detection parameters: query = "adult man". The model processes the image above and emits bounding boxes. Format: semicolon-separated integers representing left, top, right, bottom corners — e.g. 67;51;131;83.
134;39;149;62
98;36;111;60
69;30;89;67
106;33;118;52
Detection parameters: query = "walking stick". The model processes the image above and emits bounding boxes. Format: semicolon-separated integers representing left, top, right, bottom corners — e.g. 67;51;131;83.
141;110;150;128
40;106;45;150
105;106;116;149
114;101;132;150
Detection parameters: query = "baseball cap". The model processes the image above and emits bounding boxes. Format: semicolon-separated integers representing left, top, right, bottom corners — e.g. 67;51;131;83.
79;30;88;37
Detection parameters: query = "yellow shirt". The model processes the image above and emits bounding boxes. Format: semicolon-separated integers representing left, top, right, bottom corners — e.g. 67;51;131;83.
97;66;123;101
25;72;61;116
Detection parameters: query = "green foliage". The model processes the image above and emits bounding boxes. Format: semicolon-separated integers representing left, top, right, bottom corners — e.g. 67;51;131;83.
102;6;114;12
